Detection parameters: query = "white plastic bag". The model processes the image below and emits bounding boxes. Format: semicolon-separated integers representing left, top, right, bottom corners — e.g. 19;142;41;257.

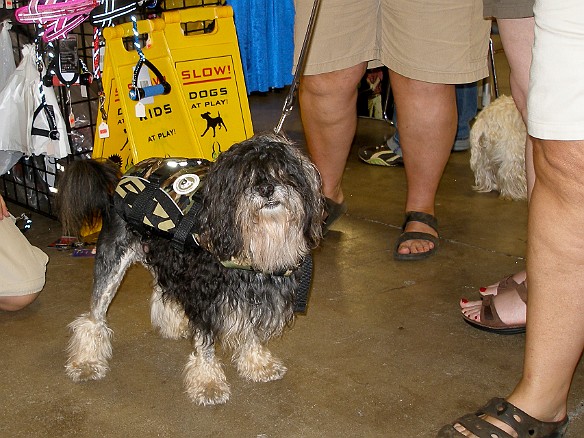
0;20;22;174
29;81;71;158
0;44;32;155
0;20;16;91
0;150;22;175
0;44;70;159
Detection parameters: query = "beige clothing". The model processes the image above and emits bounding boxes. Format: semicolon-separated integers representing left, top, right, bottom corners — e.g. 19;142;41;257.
0;215;48;296
294;0;491;84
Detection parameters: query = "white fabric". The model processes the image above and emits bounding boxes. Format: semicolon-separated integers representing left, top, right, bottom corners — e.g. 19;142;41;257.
528;0;584;140
0;20;23;174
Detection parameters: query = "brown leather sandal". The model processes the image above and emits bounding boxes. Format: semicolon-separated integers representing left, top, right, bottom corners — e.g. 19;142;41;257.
462;281;527;334
437;398;569;437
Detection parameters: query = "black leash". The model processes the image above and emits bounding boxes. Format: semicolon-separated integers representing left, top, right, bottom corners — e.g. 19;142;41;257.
273;0;321;136
273;0;322;313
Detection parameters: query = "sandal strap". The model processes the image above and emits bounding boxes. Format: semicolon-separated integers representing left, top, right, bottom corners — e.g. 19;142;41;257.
516;281;528;303
480;295;505;327
402;211;438;233
497;274;519;294
494;275;528;302
455;412;514;437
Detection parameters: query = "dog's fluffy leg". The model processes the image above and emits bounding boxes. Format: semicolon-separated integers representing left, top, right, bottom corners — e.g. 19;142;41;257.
470;124;499;193
65;313;113;381
66;233;140;382
233;335;287;383
150;284;190;339
183;333;230;405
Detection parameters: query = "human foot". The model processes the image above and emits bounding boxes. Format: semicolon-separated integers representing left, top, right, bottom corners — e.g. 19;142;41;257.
393;211;439;261
460;281;527;334
477;271;527;297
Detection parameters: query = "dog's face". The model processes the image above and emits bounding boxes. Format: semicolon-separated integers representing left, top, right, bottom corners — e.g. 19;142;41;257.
199;134;323;274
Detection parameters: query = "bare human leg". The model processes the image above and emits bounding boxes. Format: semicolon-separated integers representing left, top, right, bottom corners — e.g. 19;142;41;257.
390;72;455;256
460;17;535;328
448;138;583;437
298;63;367;206
506;137;584;423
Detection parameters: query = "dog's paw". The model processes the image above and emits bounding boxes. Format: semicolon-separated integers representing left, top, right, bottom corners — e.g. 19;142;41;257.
243;358;287;383
183;352;230;405
65;314;113;382
185;378;231;406
237;352;287;382
65;360;109;382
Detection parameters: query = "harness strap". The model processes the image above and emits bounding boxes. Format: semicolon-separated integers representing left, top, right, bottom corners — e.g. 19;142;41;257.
15;0;96;42
126;181;159;232
293;254;313;313
16;1;95;23
90;0;139;27
44;15;89;42
171;201;202;252
31;101;59;140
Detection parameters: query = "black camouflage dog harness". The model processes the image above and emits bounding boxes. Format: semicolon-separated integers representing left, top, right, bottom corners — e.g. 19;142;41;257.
114;157;209;251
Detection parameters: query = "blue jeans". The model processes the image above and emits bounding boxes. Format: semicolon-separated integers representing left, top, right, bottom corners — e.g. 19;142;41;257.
391;82;478;152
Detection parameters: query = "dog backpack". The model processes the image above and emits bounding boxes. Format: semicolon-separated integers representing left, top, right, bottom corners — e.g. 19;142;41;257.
113;157;211;250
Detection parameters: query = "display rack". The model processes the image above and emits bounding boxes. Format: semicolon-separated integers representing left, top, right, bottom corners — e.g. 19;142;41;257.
0;0;224;218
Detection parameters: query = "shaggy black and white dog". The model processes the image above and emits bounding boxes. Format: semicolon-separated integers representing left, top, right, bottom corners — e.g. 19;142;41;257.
58;134;323;405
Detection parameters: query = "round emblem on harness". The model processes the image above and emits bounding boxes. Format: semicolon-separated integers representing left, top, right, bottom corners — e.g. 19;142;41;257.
173;173;200;195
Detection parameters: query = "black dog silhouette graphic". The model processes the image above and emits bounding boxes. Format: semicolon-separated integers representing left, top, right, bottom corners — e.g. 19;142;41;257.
200;111;227;137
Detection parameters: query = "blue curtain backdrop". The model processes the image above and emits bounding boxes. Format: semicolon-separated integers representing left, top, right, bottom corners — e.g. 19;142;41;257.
227;0;295;93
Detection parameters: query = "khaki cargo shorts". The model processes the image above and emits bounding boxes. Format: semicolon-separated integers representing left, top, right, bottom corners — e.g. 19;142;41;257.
294;0;491;84
483;0;534;19
0;216;48;297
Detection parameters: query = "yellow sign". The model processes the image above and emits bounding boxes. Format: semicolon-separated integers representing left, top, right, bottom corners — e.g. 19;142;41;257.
93;6;252;166
101;18;204;163
164;6;253;160
92;70;135;172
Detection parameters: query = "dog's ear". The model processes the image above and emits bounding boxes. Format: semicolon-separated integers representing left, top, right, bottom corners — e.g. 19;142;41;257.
198;153;245;260
57;159;121;236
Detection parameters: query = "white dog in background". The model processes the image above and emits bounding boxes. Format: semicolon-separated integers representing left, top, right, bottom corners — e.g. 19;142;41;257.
469;95;527;201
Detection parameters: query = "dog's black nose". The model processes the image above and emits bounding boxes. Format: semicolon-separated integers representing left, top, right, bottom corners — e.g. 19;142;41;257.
258;183;275;198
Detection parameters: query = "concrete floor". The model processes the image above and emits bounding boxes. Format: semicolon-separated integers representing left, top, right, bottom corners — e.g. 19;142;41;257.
2;40;584;438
